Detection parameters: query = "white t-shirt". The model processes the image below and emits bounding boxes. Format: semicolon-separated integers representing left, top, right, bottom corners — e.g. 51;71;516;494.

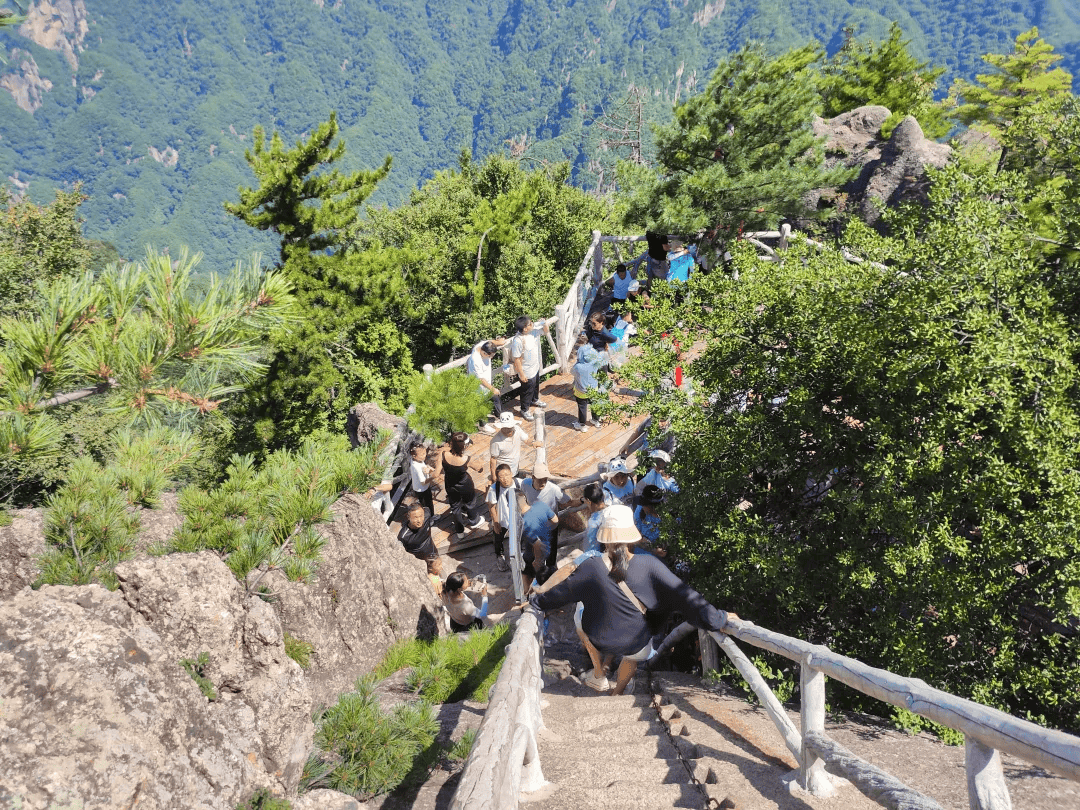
512;329;542;379
489;426;528;475
521;478;568;511
467;342;492;393
485;478;518;526
410;459;431;492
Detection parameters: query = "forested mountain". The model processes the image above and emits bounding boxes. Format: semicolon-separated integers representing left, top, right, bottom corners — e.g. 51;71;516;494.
1;0;1078;268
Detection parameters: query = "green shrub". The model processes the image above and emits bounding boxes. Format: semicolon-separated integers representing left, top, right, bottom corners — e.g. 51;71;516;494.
0;508;11;527
284;633;315;669
407;369;492;441
379;623;513;704
235;789;291;810
307;676;440;800
446;728;477;762
165;431;386;584
180;652;217;701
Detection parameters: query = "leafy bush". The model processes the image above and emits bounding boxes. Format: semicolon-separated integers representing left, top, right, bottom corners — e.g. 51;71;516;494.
164;431;386;583
305;676;440;800
284;633;315;669
447;728;477;762
180;652;217;700
406;369;492;441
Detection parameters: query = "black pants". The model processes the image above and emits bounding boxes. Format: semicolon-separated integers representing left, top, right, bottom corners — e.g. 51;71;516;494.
415;487;434;516
520;373;539;413
451;617;484;633
576;396;589;424
492;526;507;557
447;491;482;533
491;391;503;417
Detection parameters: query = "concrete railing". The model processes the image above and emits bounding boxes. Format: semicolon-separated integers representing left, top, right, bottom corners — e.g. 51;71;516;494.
449;605;546;810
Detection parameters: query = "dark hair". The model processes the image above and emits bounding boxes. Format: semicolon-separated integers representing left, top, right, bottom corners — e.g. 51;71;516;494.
481;341;497;355
615;263;627;273
588;311;605;327
640;484;665;506
407;502;425;515
445;572;466;593
533;563;557;586
514;315;531;333
450;432;468;454
495;463;512;475
607;543;631;583
583;482;604;505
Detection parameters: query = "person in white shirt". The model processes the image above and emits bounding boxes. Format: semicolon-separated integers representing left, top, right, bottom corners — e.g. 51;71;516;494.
467;338;508;434
485;464;518;571
520;461;582;512
488;411;540;482
409;443;436;515
512;315;549;421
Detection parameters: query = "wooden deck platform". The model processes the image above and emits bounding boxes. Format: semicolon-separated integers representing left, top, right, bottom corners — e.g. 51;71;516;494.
421;370;649;554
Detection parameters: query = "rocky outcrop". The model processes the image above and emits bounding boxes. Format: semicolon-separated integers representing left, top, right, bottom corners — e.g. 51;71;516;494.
0;507;44;599
346;401;406;449
18;0;89;71
115;552;315;788
0;51;53;113
254;492;442;708
0;582;277;809
809;105;952;225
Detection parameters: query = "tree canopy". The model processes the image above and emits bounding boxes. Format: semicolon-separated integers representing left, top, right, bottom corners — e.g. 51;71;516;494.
619;164;1080;731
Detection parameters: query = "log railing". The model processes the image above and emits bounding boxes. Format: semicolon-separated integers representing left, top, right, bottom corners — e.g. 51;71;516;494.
685;617;1080;810
449;605;546;810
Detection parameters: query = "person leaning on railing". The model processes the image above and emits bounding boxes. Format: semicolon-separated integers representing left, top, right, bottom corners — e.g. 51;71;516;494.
530;505;736;695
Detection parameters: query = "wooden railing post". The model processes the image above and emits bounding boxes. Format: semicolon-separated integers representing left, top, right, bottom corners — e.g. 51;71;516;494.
800;653;833;796
592;230;603;285
966;738;1013;810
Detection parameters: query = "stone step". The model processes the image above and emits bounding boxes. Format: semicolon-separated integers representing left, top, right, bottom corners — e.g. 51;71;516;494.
540;755;694;786
521;780;709;810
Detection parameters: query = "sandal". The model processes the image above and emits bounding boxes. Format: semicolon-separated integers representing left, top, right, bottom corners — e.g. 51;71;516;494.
583;672;610;692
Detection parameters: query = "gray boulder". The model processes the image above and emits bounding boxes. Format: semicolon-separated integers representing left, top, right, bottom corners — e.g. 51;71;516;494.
255;492;442;708
115;552;315;789
809;105;952;225
0;583;275;809
0;507;44;600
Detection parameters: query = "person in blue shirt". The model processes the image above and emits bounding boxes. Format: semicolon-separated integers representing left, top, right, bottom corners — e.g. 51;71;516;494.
603;457;636;505
635;449;679;497
519;493;558;595
634;484;666;558
666;239;696;283
571;343;609;431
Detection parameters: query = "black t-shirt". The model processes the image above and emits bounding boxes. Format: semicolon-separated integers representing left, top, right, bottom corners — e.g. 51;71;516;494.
397;512;437;560
534;553;727;655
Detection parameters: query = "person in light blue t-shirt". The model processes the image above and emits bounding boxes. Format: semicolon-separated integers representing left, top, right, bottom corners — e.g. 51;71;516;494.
666;239;696;283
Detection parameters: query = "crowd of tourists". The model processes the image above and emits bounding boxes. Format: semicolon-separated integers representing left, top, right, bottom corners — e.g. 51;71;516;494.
388;234;732;696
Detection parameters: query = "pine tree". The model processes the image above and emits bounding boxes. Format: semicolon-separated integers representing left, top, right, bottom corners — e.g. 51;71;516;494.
948;28;1073;170
225;114;411;449
619;44;854;247
821;22;948;139
0;249;295;467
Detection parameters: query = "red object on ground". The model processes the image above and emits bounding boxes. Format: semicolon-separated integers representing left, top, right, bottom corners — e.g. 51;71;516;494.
675;366;683;386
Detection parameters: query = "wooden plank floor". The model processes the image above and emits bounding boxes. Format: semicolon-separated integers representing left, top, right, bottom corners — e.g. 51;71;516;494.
423;370;649;554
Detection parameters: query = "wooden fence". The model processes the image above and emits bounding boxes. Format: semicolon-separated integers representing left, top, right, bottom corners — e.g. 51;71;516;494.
448;606;546;810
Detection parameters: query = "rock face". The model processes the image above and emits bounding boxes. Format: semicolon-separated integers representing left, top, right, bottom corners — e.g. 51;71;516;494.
0;507;44;600
115;552;315;788
256;492;442;708
0;51;53;113
18;0;89;71
809;105;952;225
0;581;276;809
346;401;406;449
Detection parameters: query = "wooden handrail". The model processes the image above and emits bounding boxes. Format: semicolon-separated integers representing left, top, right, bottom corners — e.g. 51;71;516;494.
450;607;546;810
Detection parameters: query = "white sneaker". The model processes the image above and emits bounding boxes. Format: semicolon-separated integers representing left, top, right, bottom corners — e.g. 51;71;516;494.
468;518;489;532
535;399;548;409
521;410;535;420
481;423;497;435
571;421;588;432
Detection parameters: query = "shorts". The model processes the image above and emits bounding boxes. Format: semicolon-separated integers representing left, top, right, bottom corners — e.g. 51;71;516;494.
574;603;655;662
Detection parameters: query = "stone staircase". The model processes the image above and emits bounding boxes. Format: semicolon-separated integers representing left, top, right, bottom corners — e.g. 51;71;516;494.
523;669;893;810
525;683;712;809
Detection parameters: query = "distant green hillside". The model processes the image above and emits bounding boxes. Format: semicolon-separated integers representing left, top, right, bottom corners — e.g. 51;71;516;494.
1;0;1077;270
